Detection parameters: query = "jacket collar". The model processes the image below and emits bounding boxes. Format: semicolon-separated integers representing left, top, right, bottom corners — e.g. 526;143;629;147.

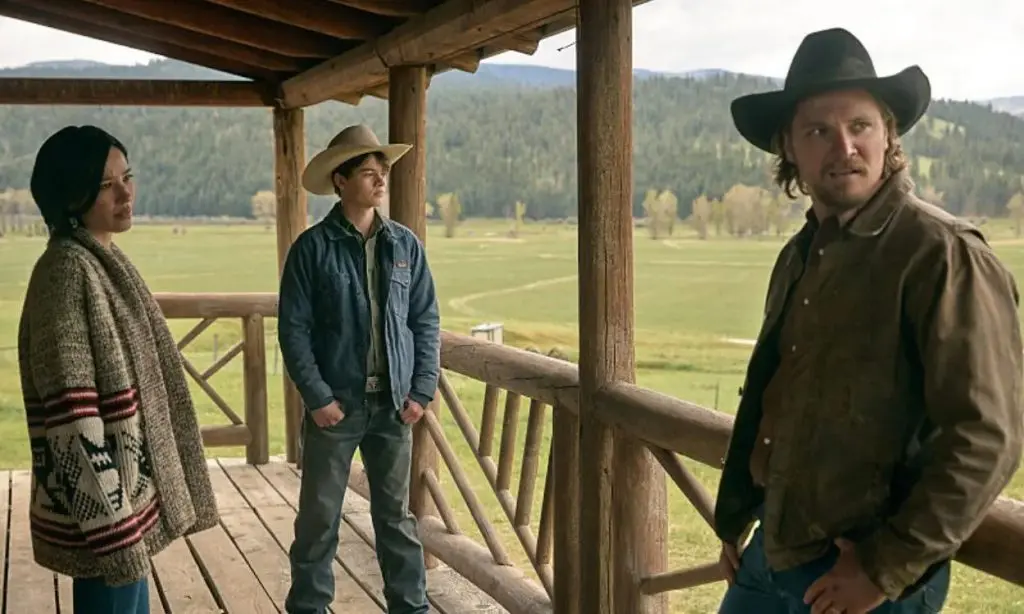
799;168;913;239
323;202;396;242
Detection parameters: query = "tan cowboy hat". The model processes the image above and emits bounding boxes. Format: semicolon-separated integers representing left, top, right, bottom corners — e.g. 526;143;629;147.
731;28;931;153
301;124;412;195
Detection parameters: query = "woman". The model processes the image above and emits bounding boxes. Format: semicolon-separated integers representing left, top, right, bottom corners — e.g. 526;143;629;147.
17;125;219;613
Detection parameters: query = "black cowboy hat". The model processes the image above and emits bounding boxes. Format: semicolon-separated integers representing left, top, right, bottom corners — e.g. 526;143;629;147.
731;28;932;153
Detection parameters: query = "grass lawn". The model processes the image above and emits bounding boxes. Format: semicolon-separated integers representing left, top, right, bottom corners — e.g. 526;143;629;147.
1;217;1022;613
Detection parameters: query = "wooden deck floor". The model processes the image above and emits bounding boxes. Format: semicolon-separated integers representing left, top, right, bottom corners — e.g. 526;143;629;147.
0;457;506;613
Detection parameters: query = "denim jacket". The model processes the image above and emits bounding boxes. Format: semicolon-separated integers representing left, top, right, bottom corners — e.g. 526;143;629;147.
277;207;440;415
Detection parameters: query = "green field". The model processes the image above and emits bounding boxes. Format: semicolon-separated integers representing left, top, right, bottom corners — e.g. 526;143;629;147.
1;218;1023;613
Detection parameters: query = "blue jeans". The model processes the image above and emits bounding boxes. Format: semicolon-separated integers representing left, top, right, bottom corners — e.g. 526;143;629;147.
719;525;950;613
73;575;149;614
285;394;427;614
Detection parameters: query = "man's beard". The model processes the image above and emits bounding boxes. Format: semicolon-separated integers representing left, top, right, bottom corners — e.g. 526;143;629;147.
807;163;882;215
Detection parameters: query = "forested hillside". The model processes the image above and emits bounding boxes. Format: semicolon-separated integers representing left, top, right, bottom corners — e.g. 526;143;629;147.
1;59;1022;222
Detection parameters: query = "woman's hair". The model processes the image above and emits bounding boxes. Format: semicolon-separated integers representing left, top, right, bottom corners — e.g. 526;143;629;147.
770;100;908;199
30;125;128;235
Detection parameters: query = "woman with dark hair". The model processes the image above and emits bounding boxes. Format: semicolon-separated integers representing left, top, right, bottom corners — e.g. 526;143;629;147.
16;125;219;613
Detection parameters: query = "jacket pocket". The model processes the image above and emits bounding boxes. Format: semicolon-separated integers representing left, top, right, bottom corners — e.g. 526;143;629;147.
389;268;411;316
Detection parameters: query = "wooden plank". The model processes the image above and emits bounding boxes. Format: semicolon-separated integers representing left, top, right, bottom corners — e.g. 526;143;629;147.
342;491;503;614
148;573;168;613
0;1;282;79
187;523;276;613
219;509;292;609
151;537;222;612
255;462;383;613
205;458;250;512
7;471;58;613
202;0;393;40
56;575;72;612
0;78;274;107
258;504;382;614
73;0;347;58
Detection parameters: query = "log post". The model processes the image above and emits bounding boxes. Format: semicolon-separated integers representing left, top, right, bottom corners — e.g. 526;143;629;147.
273;106;308;467
576;0;667;612
387;65;439;568
242;313;269;464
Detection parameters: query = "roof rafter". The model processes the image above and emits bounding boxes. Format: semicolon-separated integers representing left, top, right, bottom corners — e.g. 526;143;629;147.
0;78;275;106
200;0;397;40
0;1;278;80
326;0;432;18
6;0;306;74
76;0;350;58
280;0;574;107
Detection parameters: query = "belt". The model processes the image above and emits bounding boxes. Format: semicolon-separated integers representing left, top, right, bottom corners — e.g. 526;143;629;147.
365;375;387;393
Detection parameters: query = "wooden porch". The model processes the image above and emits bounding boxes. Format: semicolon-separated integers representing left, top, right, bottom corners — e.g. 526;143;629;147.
2;0;1024;612
0;457;505;614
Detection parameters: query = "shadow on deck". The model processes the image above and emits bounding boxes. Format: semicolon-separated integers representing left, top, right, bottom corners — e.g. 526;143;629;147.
0;457;505;613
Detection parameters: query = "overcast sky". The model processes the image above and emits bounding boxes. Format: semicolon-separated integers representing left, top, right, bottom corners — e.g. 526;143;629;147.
0;0;1019;100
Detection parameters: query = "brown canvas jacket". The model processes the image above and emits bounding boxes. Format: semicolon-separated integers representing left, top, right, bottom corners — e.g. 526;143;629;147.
713;170;1024;600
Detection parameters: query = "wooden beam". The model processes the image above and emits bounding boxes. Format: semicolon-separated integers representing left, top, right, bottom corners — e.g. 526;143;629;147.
272;107;308;466
4;0;299;74
202;0;394;40
0;78;274;106
0;3;279;80
366;83;390;99
576;0;666;613
388;64;435;568
78;0;348;58
280;0;570;107
439;51;481;73
326;0;430;17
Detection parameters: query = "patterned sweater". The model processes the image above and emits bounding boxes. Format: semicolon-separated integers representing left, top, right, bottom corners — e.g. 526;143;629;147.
17;231;219;586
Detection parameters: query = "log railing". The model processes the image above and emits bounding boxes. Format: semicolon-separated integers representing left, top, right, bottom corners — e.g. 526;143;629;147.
154;292;272;465
149;292;1024;611
435;330;1024;610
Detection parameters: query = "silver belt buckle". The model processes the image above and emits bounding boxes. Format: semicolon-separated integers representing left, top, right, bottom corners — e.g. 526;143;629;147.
366;375;383;393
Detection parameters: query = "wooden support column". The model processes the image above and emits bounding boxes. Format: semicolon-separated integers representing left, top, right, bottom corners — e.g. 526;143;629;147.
387;65;438;568
576;0;667;613
273;106;308;466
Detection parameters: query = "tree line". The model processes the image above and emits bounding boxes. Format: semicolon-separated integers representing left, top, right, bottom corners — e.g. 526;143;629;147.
0;61;1022;225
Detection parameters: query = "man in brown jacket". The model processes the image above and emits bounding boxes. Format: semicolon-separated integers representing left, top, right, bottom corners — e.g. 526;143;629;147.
714;28;1023;614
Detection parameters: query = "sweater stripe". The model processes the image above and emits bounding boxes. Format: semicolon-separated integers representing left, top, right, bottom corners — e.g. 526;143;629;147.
25;387;140;430
30;498;161;554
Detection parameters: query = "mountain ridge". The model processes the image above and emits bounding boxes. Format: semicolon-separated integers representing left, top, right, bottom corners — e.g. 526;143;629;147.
4;58;1018;117
0;58;1021;223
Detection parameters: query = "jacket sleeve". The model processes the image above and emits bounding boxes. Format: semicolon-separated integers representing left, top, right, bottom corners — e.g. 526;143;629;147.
278;234;336;413
856;230;1024;600
25;254;151;586
405;235;441;408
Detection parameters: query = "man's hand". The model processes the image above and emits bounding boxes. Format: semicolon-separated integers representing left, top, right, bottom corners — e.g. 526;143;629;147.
804;538;887;614
719;541;740;586
400;399;426;424
312;400;345;427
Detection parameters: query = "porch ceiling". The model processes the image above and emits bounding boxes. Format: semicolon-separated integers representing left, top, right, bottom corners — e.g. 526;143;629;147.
0;0;653;107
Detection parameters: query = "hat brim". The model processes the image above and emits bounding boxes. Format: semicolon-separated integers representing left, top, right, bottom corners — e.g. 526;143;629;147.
302;143;412;195
731;65;931;153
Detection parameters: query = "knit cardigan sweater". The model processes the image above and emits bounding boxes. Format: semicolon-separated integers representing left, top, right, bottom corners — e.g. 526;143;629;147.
17;230;219;586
